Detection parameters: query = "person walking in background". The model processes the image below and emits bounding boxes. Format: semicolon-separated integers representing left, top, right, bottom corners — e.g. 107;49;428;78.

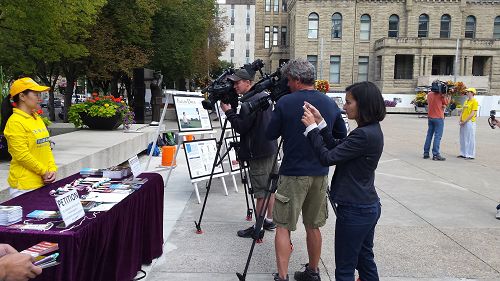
302;81;385;281
458;88;479;160
423;87;450;161
0;77;57;198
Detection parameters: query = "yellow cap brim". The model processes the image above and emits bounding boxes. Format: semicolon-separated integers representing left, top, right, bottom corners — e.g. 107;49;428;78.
10;85;50;97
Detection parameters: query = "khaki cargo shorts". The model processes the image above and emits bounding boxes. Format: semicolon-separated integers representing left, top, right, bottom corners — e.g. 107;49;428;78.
272;175;329;231
248;155;279;199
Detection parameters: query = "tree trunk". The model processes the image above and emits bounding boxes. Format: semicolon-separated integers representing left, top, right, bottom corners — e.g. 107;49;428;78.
48;90;56;121
63;75;76;123
123;75;133;104
111;73;120;98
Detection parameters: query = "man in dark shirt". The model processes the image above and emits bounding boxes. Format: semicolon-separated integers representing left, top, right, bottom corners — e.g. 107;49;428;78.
266;58;347;281
221;69;279;238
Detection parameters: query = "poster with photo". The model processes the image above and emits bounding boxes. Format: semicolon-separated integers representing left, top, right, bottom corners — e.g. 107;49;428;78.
183;139;224;179
173;95;213;132
224;137;241;171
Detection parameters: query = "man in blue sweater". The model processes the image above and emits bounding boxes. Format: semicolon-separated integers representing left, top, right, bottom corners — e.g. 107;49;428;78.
267;58;347;281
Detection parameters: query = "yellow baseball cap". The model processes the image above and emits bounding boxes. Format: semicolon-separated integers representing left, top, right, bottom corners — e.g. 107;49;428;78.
466;87;477;94
9;77;50;97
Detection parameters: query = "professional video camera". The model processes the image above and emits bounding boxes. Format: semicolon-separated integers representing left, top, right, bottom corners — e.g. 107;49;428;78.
239;66;290;114
431;80;449;94
489;110;497;129
201;59;265;111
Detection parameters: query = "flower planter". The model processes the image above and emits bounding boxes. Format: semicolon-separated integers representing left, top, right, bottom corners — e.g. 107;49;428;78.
79;113;122;130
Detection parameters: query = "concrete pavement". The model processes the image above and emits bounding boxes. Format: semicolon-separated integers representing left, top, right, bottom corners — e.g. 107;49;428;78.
145;114;500;281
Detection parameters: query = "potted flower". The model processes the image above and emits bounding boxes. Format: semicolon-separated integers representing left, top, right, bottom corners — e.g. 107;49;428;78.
68;93;135;130
314;80;330;94
411;91;428;107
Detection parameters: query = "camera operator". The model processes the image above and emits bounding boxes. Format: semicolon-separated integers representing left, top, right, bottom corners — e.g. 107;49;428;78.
423;85;451;161
266;58;347;281
220;69;279;238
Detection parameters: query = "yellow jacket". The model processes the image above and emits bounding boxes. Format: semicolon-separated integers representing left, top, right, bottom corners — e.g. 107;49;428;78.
4;108;57;190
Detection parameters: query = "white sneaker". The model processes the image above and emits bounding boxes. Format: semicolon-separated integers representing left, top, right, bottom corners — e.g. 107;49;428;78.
496;208;500;220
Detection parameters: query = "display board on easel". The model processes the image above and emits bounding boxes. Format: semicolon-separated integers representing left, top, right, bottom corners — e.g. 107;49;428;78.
183;138;224;179
173;95;213;132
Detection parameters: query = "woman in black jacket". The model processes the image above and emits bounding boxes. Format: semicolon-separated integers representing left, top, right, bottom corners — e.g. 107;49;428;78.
301;81;386;281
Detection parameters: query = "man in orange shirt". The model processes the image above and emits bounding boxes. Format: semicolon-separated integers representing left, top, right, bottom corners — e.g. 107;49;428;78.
423;89;450;160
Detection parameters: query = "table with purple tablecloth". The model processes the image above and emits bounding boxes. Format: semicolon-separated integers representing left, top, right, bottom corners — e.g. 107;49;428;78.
0;172;164;281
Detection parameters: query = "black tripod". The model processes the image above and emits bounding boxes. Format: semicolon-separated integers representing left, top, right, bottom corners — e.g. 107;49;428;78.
236;139;283;281
194;118;257;234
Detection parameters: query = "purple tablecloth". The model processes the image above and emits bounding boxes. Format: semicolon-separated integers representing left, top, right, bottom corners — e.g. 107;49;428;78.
0;172;164;281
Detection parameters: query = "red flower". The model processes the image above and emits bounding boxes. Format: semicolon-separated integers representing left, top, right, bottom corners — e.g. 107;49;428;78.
89;99;95;103
11;102;17;107
94;97;100;101
37;109;43;115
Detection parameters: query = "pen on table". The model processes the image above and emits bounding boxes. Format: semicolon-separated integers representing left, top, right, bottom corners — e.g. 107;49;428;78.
34;253;59;266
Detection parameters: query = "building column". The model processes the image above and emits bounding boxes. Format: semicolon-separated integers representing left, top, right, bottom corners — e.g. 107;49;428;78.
426;55;432;77
419;56;424;76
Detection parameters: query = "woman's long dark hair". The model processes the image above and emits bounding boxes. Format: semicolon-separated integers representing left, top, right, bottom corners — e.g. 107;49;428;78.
345;81;386;126
0;94;19;132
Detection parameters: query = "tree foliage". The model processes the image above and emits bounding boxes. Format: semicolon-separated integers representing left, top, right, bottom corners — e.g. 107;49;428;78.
85;0;158;93
152;0;226;87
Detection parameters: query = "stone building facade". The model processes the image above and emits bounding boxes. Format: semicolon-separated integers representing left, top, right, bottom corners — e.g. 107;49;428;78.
255;0;500;94
217;0;256;68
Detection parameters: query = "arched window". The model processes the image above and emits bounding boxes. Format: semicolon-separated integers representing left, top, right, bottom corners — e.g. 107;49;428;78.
440;14;451;38
388;14;399;37
360;14;371;40
332;13;342;39
308;13;319;39
418;14;429;37
465;15;476;38
494;16;500;39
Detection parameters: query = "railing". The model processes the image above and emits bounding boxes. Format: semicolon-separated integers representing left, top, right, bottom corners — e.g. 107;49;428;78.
375;37;500;50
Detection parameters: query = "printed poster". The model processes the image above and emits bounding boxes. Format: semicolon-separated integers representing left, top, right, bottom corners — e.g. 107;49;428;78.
173;95;213;132
183;139;224;179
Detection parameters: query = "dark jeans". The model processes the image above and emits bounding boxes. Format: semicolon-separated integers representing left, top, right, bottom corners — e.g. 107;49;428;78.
334;203;381;281
423;118;444;157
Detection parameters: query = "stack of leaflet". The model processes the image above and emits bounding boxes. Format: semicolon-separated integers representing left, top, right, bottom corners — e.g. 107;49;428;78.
80;168;103;177
103;166;131;179
0;206;23;226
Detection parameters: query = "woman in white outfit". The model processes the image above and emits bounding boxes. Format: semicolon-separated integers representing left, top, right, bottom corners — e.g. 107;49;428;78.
458;88;478;160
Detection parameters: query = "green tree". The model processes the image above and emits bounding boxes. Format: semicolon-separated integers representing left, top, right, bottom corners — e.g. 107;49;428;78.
152;0;226;89
0;0;106;121
85;0;158;97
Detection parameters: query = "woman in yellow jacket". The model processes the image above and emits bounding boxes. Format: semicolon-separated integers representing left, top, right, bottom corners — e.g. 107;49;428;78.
0;77;57;198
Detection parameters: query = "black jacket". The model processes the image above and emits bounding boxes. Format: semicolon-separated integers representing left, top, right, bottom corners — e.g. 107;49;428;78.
307;122;383;205
225;91;278;161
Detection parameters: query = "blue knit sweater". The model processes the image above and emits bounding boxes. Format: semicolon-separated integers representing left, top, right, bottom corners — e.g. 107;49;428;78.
266;89;347;176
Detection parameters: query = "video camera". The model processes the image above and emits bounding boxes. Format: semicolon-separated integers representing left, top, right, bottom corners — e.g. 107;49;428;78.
239;65;290;114
489;110;497;129
431;80;449;94
201;59;265;111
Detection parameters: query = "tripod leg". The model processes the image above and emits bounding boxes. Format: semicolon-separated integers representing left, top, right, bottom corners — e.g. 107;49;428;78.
237;139;283;280
194;119;229;234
